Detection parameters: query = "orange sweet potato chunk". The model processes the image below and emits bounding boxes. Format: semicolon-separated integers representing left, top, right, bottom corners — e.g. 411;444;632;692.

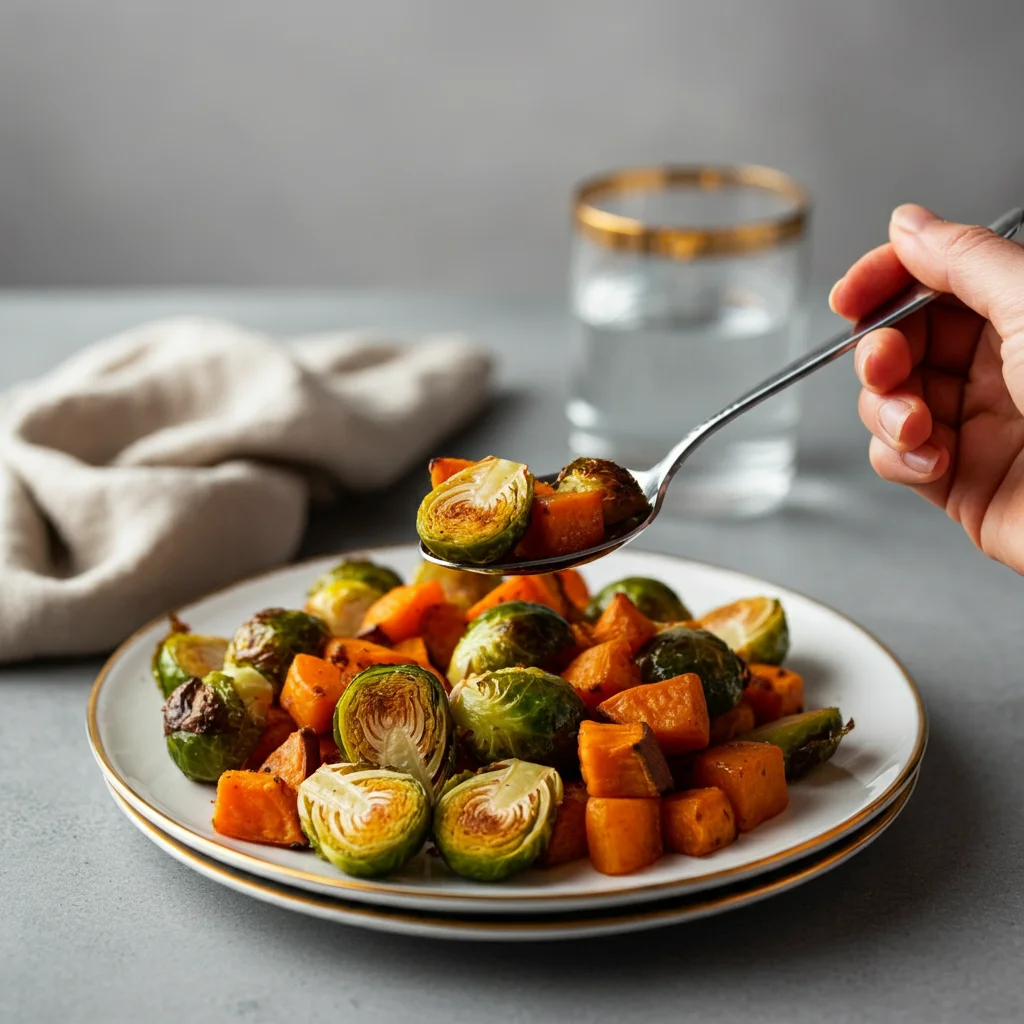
709;702;757;745
259;727;320;791
748;663;804;717
419;601;467;670
561;637;640;714
578;720;673;798
662;787;737;856
279;654;346;735
466;575;566;619
429;457;477;487
244;705;298;768
360;580;446;643
213;771;306;847
586;797;663;875
692;741;788;832
556;568;590;610
536;782;589;867
597;672;709;755
515;491;605;561
592;593;658;654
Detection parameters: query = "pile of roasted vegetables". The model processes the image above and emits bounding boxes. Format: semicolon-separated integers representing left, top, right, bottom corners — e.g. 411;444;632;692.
154;459;853;881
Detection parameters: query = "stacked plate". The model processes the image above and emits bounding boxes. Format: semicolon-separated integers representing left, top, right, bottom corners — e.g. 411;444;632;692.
89;546;926;941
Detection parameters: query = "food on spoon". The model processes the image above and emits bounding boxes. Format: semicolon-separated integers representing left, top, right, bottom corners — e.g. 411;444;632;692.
591;593;658;653
163;670;271;782
429;457;479;488
449;667;586;770
298;763;431;877
636;627;746;719
698;597;790;665
596;673;710;756
586;577;691;623
708;701;757;745
466;575;567;619
744;708;854;779
661;787;737;856
225;608;329;692
412;560;500;610
578;720;673;798
561;637;641;714
556;457;652;527
151;616;229;698
213;770;306;846
417;456;534;565
432;758;562;881
586;797;663;876
447;600;575;684
513;490;605;561
535;781;589;867
333;663;454;799
259;727;321;790
747;663;804;717
692;741;789;831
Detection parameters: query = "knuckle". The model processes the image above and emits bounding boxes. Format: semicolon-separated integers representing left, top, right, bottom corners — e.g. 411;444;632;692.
942;223;996;265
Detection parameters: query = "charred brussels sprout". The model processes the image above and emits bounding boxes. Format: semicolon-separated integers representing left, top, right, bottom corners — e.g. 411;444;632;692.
297;763;431;877
412;561;500;611
699;597;789;665
308;559;402;598
744;708;854;779
416;456;533;565
449;668;586;769
225;608;328;691
637;627;746;718
586;577;691;623
162;670;269;782
447;601;575;685
433;759;562;881
151;616;229;698
556;457;651;526
333;663;454;799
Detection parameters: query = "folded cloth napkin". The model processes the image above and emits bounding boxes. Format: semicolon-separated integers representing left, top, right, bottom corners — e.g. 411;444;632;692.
0;317;492;663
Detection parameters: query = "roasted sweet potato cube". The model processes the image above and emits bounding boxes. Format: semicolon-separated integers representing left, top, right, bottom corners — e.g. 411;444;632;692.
709;702;757;745
578;720;673;798
592;593;658;654
419;601;467;670
536;782;589;867
748;663;804;717
279;653;347;734
514;491;605;561
662;787;737;856
586;797;663;875
742;677;784;725
429;457;477;487
244;705;298;768
259;727;320;791
597;672;709;755
466;575;566;619
692;741;788;831
360;581;446;643
212;771;305;847
561;638;641;714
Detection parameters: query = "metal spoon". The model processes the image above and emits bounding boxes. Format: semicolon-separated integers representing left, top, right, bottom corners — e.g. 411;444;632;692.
421;205;1024;575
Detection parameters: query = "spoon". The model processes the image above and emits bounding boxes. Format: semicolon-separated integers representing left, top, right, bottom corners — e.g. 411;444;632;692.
422;205;1024;575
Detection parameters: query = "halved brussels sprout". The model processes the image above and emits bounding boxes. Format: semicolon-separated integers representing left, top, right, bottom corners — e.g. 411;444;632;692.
307;559;402;598
297;763;431;877
433;758;562;881
447;600;575;684
586;577;691;623
744;708;854;779
225;607;328;691
162;671;265;782
699;597;789;665
218;664;275;723
333;663;454;799
412;561;500;610
556;457;651;526
416;456;533;565
449;667;586;769
305;578;384;637
151;616;229;698
636;626;746;718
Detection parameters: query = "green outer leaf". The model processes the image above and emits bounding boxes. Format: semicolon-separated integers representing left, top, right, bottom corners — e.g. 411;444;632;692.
698;597;790;665
743;708;854;779
586;577;691;623
225;608;328;692
449;667;585;768
151;629;229;698
555;457;651;526
305;578;383;637
307;560;402;598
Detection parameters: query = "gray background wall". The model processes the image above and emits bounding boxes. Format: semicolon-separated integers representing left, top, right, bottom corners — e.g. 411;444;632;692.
1;0;1022;292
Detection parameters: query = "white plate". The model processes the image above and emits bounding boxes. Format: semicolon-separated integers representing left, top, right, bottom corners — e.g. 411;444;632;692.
88;545;926;915
108;773;918;941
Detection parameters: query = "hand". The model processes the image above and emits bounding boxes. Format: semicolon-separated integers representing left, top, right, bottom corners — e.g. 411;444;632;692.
830;203;1024;574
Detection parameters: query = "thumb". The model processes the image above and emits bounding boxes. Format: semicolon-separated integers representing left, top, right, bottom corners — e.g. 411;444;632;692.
889;203;1024;345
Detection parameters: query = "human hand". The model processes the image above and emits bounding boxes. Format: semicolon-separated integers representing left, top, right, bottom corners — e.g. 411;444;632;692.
830;203;1024;573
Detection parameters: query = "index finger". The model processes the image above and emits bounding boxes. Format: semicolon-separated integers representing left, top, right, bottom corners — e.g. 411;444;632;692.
829;243;913;321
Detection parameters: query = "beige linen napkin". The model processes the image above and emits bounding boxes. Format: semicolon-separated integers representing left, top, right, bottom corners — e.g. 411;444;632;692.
0;317;492;663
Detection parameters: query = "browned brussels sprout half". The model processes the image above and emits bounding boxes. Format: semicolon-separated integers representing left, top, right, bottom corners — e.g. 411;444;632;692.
308;559;403;597
412;561;500;610
151;615;229;698
556;457;651;527
699;597;789;665
586;577;691;623
744;708;854;779
416;456;533;565
225;607;328;691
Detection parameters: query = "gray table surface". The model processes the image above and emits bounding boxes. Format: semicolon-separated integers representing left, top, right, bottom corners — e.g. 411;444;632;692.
2;292;1021;1024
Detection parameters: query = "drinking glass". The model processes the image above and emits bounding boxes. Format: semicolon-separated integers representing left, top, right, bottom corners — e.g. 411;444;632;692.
567;164;811;518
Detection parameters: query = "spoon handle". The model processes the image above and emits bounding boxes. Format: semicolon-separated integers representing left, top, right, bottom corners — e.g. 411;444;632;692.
652;205;1024;500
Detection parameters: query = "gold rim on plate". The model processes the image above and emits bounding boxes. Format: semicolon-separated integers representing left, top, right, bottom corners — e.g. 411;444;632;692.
86;544;928;905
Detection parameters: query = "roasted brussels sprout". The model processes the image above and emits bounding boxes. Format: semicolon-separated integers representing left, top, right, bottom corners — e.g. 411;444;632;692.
225;608;328;691
744;708;854;779
586;577;691;623
297;763;431;877
162;670;268;782
151;616;229;698
416;456;533;565
308;559;402;598
699;597;789;665
433;758;562;881
447;601;575;684
449;667;586;769
412;561;500;610
636;626;746;718
333;663;454;798
305;578;384;637
556;457;651;526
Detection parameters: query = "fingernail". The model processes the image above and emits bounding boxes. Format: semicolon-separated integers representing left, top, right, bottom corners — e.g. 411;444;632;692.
827;278;844;313
878;399;911;442
902;445;939;474
891;204;937;234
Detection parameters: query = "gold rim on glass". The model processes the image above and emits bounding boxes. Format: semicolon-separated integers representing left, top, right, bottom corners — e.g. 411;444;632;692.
86;544;927;906
574;163;811;259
